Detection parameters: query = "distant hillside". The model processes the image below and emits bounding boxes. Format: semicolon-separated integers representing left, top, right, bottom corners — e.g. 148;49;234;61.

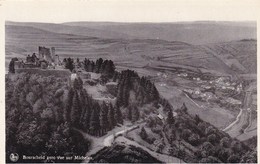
6;24;241;75
5;22;256;74
204;40;257;74
7;21;256;45
62;21;256;45
6;21;132;40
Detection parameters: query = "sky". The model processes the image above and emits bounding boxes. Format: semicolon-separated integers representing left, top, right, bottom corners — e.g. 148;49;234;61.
1;0;260;23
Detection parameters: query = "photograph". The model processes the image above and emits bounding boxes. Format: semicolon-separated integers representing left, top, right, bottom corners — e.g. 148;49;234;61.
2;0;258;163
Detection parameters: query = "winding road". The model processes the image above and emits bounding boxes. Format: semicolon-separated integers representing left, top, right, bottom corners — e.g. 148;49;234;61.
81;123;183;163
223;108;243;132
115;136;184;163
81;125;140;160
223;88;253;138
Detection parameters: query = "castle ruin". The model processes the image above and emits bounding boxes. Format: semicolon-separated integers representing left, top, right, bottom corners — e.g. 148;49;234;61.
39;46;55;62
13;46;60;70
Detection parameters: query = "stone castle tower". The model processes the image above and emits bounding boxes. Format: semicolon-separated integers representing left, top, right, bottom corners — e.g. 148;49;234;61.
38;46;56;62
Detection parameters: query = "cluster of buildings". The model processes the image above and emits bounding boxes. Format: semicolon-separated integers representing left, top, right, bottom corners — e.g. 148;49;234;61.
14;46;62;70
183;88;216;102
180;72;245;105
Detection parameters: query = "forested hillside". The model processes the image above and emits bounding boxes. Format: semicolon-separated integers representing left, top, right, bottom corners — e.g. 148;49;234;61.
162;108;256;162
6;57;256;163
6;73;90;163
6;57;161;162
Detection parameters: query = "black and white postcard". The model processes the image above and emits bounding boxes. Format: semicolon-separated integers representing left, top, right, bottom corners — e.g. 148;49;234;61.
1;0;259;163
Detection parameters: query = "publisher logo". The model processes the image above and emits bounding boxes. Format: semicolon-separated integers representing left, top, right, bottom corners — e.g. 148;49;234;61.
10;153;19;162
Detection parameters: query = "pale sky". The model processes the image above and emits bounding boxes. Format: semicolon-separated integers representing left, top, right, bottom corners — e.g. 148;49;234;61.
1;0;260;23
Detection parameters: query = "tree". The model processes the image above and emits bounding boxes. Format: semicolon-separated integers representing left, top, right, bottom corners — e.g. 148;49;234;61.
230;141;242;153
127;105;132;121
149;85;159;101
122;79;130;107
180;103;188;113
194;114;202;124
78;77;83;89
166;109;174;125
218;148;231;162
112;72;119;82
140;127;148;140
90;61;95;72
205;126;216;136
132;106;140;122
79;89;88;127
198;122;207;136
116;81;124;107
104;60;115;77
136;89;144;105
46;124;71;156
65;58;74;72
90;104;100;136
156;143;164;153
201;142;214;152
169;131;176;143
70;91;81;127
100;60;108;74
32;98;46;114
70;91;81;126
207;134;217;144
227;154;240;163
72;77;84;91
81;105;91;131
168;145;178;157
108;104;115;129
63;88;74;122
85;59;90;71
114;105;123;125
220;137;230;148
46;123;90;160
188;133;200;146
181;129;192;140
95;58;103;73
240;150;257;163
100;103;109;135
200;156;222;163
9;58;15;73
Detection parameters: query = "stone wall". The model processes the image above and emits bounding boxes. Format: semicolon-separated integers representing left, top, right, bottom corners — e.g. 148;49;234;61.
16;68;71;78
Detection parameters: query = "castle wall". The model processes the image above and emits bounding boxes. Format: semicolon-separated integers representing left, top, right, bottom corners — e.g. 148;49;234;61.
16;68;71;78
14;61;24;69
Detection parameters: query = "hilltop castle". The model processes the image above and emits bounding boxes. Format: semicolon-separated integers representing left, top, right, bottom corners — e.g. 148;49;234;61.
14;46;61;69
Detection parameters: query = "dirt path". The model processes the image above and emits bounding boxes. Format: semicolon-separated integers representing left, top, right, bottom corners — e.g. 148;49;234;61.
244;109;252;133
223;108;243;132
82;124;140;163
224;89;252;138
